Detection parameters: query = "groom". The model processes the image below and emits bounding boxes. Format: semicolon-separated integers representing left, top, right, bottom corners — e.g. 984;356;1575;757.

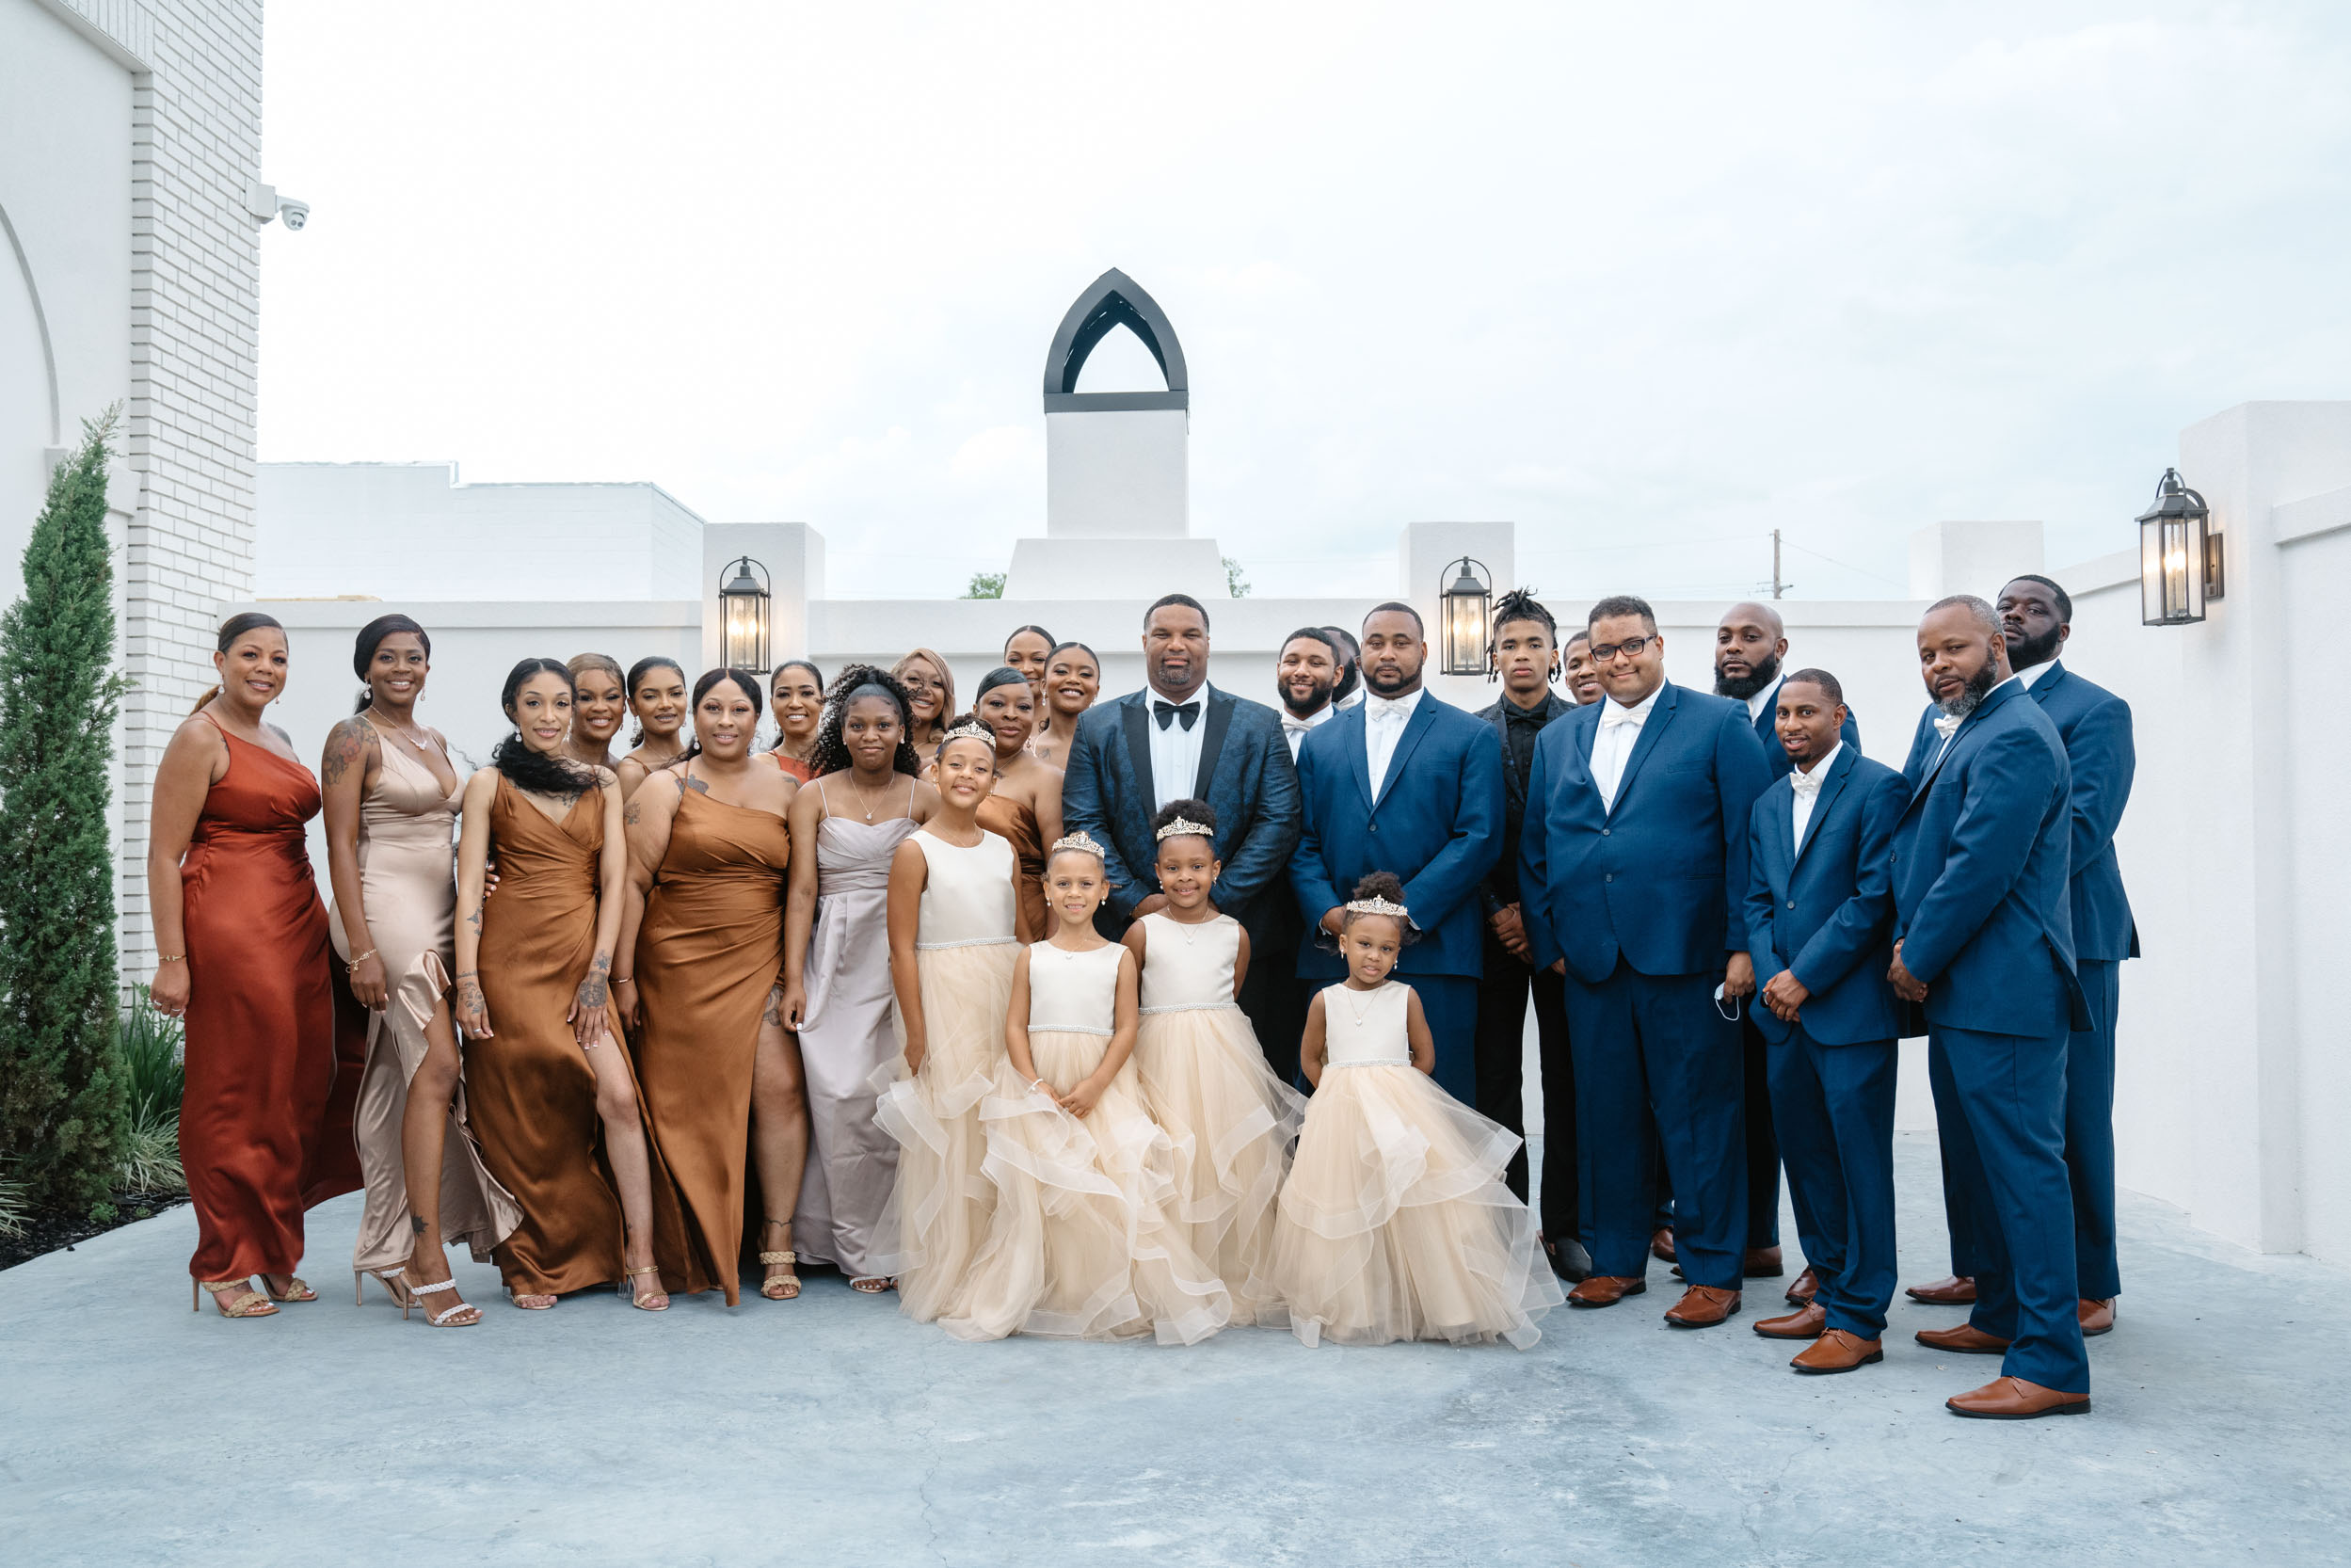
1061;594;1302;1052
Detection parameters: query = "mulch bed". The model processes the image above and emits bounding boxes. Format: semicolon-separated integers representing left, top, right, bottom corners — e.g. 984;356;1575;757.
0;1190;188;1272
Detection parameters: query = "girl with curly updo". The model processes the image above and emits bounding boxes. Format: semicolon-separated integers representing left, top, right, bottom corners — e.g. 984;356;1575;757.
1271;872;1561;1350
779;666;941;1294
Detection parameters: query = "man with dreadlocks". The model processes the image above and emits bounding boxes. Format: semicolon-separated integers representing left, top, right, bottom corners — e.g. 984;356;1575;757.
1472;589;1587;1282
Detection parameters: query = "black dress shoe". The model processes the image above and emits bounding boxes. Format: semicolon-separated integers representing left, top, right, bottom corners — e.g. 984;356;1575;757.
1543;1236;1592;1284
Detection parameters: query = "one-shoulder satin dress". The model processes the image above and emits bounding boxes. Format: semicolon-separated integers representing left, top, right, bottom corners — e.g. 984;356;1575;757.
632;780;792;1304
329;736;519;1275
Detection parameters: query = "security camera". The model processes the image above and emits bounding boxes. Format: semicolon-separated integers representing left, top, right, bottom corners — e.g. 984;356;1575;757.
278;198;310;232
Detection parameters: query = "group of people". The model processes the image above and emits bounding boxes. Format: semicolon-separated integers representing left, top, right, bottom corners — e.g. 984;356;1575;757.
151;573;2133;1417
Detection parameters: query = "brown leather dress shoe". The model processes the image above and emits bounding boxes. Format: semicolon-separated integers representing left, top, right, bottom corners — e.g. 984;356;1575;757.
1568;1274;1647;1308
1663;1285;1741;1327
1915;1322;2012;1355
1785;1268;1819;1304
2079;1298;2116;1336
1946;1375;2090;1419
1905;1274;1977;1304
1651;1228;1676;1264
1751;1301;1827;1339
1791;1328;1882;1374
1743;1245;1784;1278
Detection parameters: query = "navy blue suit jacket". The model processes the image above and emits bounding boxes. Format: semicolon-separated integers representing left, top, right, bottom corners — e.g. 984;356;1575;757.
1751;688;1862;781
1891;678;2088;1036
1518;682;1773;984
1060;686;1301;935
2023;661;2138;963
1291;693;1503;980
1743;746;1908;1046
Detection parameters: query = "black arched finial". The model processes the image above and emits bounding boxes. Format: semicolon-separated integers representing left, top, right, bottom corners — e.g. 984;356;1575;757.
1042;268;1190;412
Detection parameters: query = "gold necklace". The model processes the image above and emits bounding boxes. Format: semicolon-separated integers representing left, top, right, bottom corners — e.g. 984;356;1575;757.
367;710;435;752
846;773;893;822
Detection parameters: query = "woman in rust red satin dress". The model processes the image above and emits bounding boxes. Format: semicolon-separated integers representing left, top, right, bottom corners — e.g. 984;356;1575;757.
768;659;824;782
147;614;349;1319
617;668;808;1305
455;659;680;1312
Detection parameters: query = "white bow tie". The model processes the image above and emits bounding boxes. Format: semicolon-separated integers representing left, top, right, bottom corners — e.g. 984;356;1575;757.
1790;769;1825;797
1280;712;1316;734
1933;712;1963;740
1600;706;1642;729
1367;702;1408;725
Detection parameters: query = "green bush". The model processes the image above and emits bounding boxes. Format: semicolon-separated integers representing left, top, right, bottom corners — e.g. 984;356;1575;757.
117;985;184;1193
0;411;132;1218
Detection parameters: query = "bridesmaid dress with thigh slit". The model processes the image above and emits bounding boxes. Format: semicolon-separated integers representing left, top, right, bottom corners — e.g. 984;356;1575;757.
329;737;519;1275
793;780;920;1280
179;716;345;1283
632;774;792;1304
465;776;686;1297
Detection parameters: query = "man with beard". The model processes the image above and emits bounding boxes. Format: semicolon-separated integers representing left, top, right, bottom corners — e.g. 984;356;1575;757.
1471;591;1586;1279
1292;603;1502;1099
1714;602;1864;1293
1892;595;2090;1418
1061;594;1302;1055
1916;574;2131;1339
1561;630;1605;706
1249;627;1345;1079
1518;595;1771;1328
1320;625;1365;710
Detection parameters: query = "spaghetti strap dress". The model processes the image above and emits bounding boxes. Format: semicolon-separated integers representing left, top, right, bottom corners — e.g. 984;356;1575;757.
792;780;920;1280
329;736;519;1275
178;718;347;1282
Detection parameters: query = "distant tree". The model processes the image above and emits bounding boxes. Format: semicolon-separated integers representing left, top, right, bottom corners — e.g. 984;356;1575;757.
1223;556;1251;599
0;410;132;1219
963;570;1007;600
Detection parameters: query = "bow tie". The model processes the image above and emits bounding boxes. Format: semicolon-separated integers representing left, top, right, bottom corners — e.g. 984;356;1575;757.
1154;699;1201;732
1933;712;1963;740
1600;705;1643;729
1280;712;1318;735
1790;769;1825;797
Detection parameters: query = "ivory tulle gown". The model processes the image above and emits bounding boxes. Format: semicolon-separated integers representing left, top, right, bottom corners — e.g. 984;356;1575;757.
1131;912;1304;1325
792;781;920;1280
329;734;519;1277
872;829;1020;1320
942;941;1232;1345
1272;981;1562;1349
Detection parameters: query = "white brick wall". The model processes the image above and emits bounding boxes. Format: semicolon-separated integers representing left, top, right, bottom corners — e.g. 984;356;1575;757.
50;0;267;982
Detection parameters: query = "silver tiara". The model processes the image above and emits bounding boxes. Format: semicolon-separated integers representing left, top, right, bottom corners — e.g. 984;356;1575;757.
942;719;994;744
1154;814;1214;843
1344;894;1410;920
1050;830;1107;858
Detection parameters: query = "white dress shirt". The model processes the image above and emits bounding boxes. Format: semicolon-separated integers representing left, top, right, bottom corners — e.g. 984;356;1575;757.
1145;680;1212;810
1364;687;1424;800
1744;672;1786;727
1280;703;1333;761
1591;682;1661;811
1790;741;1842;849
2013;658;2056;692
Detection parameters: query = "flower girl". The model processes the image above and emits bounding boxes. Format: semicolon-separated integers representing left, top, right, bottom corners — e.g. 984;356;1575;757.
942;831;1232;1345
1124;800;1305;1324
1272;872;1563;1349
874;722;1025;1321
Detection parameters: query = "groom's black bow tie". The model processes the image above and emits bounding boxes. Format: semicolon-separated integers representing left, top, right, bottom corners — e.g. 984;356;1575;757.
1153;699;1201;732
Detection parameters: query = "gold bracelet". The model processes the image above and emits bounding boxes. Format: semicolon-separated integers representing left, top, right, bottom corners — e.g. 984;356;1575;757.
345;948;377;973
156;953;186;964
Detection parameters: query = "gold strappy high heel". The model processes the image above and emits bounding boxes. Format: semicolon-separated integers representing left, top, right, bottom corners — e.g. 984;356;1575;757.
356;1267;413;1309
620;1265;670;1311
263;1275;317;1303
759;1224;800;1302
194;1278;278;1319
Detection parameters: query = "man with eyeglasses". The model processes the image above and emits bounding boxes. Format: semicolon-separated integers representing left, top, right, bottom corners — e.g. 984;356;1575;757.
1518;595;1770;1328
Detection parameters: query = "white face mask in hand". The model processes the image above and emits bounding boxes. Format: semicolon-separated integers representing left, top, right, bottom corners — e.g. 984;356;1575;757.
1714;982;1742;1023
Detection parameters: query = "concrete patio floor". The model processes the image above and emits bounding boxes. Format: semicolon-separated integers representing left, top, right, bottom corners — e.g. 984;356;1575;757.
5;1132;2345;1567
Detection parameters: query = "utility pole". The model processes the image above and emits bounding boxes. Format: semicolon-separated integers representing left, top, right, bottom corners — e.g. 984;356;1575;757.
1770;528;1788;600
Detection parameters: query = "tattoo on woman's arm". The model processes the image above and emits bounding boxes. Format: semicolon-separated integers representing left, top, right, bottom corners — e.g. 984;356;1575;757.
576;953;611;1009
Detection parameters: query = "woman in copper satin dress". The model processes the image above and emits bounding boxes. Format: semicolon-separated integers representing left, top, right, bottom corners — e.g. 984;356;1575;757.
768;659;824;782
148;614;351;1319
618;668;808;1305
564;651;630;772
455;658;680;1311
323;616;518;1327
616;656;690;800
968;665;1062;943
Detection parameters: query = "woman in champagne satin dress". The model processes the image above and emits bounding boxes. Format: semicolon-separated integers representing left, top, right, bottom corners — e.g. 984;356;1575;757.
619;668;806;1305
323;616;518;1326
966;666;1062;943
147;614;351;1319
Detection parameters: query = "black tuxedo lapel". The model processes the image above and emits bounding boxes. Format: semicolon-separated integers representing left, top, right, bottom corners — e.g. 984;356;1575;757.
1191;688;1235;800
1791;744;1855;868
1374;696;1441;806
1118;694;1156;811
1607;683;1679;819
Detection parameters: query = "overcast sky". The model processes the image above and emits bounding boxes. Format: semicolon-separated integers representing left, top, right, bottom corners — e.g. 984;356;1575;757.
253;2;2351;601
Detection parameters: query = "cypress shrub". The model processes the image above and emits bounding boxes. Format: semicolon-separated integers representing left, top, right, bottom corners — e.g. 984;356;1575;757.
0;410;133;1218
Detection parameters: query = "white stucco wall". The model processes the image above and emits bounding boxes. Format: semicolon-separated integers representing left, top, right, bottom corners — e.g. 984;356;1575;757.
1044;408;1187;540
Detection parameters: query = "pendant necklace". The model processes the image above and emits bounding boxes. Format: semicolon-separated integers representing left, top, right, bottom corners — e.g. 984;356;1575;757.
847;774;890;822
